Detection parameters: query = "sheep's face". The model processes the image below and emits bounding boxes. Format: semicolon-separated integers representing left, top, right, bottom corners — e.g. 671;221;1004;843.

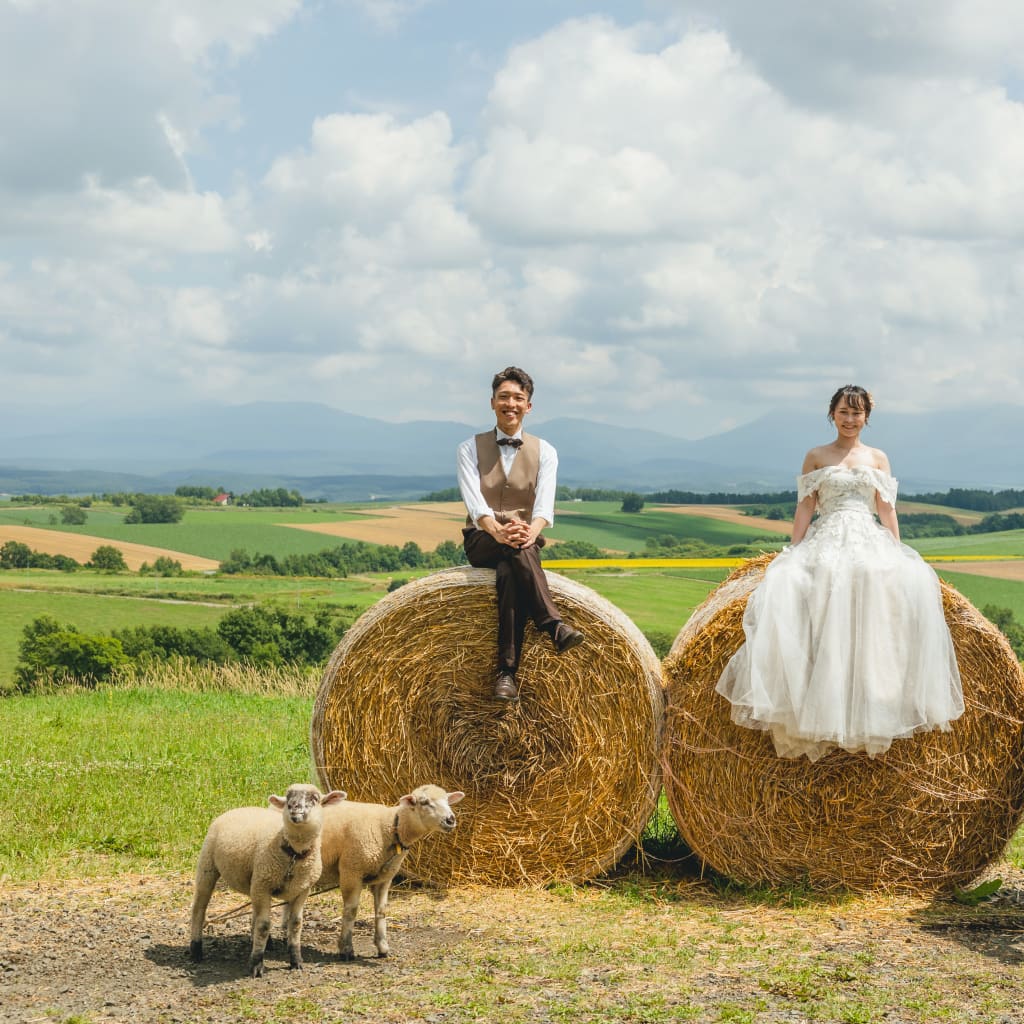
402;785;465;834
270;784;347;825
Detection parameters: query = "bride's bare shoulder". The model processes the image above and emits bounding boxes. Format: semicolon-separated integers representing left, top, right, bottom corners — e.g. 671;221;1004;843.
868;446;893;473
801;445;832;473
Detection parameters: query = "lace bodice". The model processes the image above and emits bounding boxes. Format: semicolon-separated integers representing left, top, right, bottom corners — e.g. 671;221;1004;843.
797;465;898;516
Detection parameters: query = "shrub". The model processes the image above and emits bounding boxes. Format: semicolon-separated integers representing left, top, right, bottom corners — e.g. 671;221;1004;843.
540;539;605;561
0;540;32;568
124;494;184;524
644;630;675;659
983;605;1024;661
60;504;88;525
88;545;128;572
113;625;234;665
15;616;128;692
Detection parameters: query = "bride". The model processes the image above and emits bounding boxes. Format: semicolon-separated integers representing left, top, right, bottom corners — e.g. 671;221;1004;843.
716;385;964;761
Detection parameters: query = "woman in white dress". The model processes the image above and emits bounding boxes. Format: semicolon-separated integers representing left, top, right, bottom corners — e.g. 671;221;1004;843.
716;385;964;761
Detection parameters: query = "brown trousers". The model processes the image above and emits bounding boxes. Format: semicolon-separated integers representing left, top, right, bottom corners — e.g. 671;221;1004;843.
462;528;561;673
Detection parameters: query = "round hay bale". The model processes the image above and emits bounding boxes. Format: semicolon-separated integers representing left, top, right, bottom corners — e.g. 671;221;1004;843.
662;553;1024;893
311;566;664;887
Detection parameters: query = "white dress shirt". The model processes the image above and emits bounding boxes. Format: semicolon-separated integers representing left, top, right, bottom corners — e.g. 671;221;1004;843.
456;428;558;529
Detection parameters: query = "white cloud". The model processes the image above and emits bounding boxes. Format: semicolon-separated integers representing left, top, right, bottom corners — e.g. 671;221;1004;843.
339;0;437;33
3;3;1024;439
164;0;303;62
0;0;289;195
170;287;233;347
265;112;462;214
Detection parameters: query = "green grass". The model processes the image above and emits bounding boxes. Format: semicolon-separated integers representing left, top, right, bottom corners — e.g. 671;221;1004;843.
0;686;314;879
559;567;727;637
0;504;382;561
0;570;390;689
909;529;1024;557
550;504;788;553
0;566;389;604
933;571;1024;622
0;589;232;690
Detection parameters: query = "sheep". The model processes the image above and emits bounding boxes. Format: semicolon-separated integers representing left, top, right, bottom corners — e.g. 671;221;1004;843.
317;784;464;960
189;783;346;977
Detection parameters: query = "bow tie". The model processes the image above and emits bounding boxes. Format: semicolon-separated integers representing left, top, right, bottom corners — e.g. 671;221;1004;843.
497;437;523;449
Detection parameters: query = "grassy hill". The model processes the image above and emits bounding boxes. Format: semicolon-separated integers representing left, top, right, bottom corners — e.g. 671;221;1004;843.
550;502;788;553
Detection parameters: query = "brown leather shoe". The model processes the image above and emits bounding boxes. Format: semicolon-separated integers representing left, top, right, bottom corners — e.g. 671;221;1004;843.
553;623;584;654
493;671;519;701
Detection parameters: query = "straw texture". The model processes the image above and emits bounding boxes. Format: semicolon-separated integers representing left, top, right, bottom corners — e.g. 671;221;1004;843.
311;566;664;886
662;554;1024;893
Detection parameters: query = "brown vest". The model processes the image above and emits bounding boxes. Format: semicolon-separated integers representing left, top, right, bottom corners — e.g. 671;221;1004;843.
467;431;541;526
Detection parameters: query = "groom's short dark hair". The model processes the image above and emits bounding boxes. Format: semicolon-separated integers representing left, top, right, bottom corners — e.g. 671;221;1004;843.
491;367;534;398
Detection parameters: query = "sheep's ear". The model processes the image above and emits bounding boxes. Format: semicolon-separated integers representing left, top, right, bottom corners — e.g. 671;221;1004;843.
446;791;465;805
268;795;286;809
322;790;347;805
399;794;416;807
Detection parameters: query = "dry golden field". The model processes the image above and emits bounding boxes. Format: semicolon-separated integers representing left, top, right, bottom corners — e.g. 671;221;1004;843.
0;526;220;572
283;502;468;549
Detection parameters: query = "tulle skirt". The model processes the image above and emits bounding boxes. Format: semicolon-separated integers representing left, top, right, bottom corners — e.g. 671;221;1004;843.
715;510;964;761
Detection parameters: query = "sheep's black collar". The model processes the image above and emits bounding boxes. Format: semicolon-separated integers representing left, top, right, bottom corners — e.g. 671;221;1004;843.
280;840;314;861
391;812;408;855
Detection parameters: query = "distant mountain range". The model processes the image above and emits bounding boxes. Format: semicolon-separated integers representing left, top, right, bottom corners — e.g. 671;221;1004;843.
2;401;1020;500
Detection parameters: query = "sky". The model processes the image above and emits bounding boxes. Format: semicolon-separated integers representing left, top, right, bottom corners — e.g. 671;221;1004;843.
2;0;1023;441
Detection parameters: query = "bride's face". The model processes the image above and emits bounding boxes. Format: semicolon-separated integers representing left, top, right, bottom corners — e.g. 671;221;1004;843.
833;398;867;437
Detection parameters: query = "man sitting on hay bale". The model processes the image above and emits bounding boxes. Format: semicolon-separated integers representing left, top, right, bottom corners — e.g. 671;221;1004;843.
457;366;584;702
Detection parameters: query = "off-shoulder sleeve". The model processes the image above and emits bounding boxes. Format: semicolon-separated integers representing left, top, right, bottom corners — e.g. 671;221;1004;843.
868;468;898;508
796;468;825;503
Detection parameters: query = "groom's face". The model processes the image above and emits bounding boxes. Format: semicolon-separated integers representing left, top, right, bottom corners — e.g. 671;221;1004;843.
491;381;532;435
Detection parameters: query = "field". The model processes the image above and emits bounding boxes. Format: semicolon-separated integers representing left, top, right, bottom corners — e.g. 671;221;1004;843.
1;499;1021;689
0;504;374;562
3;685;1024;1023
2;497;1024;1022
0;524;220;571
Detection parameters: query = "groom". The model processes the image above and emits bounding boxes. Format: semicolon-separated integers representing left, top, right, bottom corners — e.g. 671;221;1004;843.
456;366;584;701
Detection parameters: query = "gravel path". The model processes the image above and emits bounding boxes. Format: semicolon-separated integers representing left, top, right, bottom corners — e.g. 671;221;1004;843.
3;871;1024;1023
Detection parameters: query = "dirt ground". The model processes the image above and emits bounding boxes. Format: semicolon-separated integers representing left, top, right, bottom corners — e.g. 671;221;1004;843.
3;868;1024;1024
0;526;220;572
932;559;1024;582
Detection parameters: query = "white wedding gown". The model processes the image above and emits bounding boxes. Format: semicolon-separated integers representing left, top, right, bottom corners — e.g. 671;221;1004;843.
716;465;964;761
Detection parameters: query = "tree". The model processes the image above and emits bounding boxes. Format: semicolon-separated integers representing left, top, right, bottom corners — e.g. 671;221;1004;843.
620;493;645;513
217;606;281;661
539;539;604;560
60;505;88;525
124;494;184;524
983;605;1024;661
432;540;466;567
0;540;32;568
399;541;424;568
15;615;127;691
88;545;128;572
150;556;183;576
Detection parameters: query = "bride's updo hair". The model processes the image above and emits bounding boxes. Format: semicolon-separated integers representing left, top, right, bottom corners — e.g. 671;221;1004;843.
828;385;873;423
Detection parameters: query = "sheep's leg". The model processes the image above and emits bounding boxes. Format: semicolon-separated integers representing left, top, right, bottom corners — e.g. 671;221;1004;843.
249;892;273;978
371;880;392;958
285;893;308;970
188;859;220;962
277;902;294;952
337;883;362;961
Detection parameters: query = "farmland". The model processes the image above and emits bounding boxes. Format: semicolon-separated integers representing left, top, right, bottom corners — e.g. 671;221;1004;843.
3;495;1024;1024
1;497;1021;689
